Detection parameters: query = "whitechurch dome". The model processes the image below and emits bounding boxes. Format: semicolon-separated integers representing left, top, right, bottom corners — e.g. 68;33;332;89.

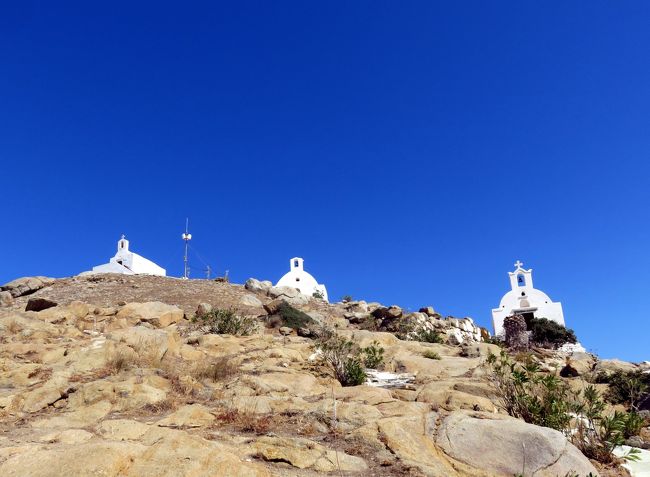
491;260;564;337
275;257;328;302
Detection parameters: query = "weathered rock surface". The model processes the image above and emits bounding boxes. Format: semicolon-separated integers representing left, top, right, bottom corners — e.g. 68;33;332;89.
436;412;599;476
116;302;184;327
244;278;272;294
1;276;56;298
0;274;632;477
25;297;58;312
0;290;14;307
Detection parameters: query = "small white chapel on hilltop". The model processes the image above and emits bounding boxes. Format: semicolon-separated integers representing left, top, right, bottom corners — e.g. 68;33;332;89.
276;257;328;302
81;235;166;277
491;261;564;337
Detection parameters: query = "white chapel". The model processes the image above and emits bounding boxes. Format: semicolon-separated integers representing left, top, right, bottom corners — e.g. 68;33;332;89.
491;261;564;337
82;235;166;276
276;257;328;301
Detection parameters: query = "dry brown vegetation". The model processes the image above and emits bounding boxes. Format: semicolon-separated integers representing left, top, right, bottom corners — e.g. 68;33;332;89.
27;366;53;381
5;319;22;334
190;357;237;383
105;348;136;375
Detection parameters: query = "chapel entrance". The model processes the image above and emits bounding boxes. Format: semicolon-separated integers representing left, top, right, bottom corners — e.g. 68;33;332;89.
522;312;535;328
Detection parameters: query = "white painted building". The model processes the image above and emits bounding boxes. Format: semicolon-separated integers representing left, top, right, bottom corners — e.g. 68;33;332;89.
491;261;564;337
82;235;166;276
276;257;328;301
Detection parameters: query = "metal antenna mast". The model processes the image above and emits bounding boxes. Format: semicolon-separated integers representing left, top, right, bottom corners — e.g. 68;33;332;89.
182;218;192;279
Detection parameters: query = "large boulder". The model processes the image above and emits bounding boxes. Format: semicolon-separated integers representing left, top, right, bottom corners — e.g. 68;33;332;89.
268;286;309;306
1;276;56;298
116;302;184;328
0;291;14;307
435;412;599;476
239;294;263;307
594;358;639;375
244;278;272;294
107;326;181;360
25;297;58;312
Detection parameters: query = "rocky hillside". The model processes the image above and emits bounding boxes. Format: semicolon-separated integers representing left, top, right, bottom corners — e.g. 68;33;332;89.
0;274;647;476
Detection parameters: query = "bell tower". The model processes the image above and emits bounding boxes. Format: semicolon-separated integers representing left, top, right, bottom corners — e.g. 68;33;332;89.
117;234;129;253
508;260;533;290
290;257;304;271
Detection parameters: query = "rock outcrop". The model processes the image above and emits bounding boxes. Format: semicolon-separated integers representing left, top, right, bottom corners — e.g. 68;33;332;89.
1;276;56;298
0;274;640;476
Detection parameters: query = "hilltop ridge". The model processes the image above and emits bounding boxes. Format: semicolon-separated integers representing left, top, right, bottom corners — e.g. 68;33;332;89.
0;274;647;476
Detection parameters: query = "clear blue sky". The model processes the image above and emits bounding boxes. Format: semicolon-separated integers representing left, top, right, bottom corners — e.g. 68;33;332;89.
1;2;649;362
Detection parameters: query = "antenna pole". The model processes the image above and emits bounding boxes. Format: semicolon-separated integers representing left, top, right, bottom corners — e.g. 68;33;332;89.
206;265;211;279
181;218;192;279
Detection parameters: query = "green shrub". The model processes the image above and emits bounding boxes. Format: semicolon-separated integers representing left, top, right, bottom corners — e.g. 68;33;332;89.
193;308;258;336
276;302;314;330
415;329;444;344
396;319;444;343
316;333;367;387
422;350;441;360
487;351;640;464
484;336;505;347
341;295;353;303
343;358;367;386
527;317;577;348
622;411;646;438
312;289;325;299
361;341;385;369
595;369;649;411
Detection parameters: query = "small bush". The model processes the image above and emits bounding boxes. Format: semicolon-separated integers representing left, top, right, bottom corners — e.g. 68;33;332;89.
312;289;325;300
341;295;353;303
194;308;258;336
343;358;367;386
596;369;649;411
528;317;577;349
423;350;441;360
484;336;505;347
317;333;367;386
415;329;444;344
276;302;313;329
106;349;134;374
217;408;272;435
192;357;237;382
622;411;646;438
396;319;444;344
361;341;385;369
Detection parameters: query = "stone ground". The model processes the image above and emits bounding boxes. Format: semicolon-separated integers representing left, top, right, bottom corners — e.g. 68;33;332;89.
0;274;637;476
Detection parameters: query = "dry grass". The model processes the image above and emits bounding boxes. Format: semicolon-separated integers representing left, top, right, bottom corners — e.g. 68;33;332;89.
215;408;272;435
6;319;22;334
422;350;441;360
27;367;53;381
132;339;164;368
106;348;136;375
211;407;334;438
190;357;237;382
141;396;180;414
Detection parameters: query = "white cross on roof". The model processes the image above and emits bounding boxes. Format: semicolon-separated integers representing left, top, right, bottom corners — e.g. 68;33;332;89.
514;260;524;269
